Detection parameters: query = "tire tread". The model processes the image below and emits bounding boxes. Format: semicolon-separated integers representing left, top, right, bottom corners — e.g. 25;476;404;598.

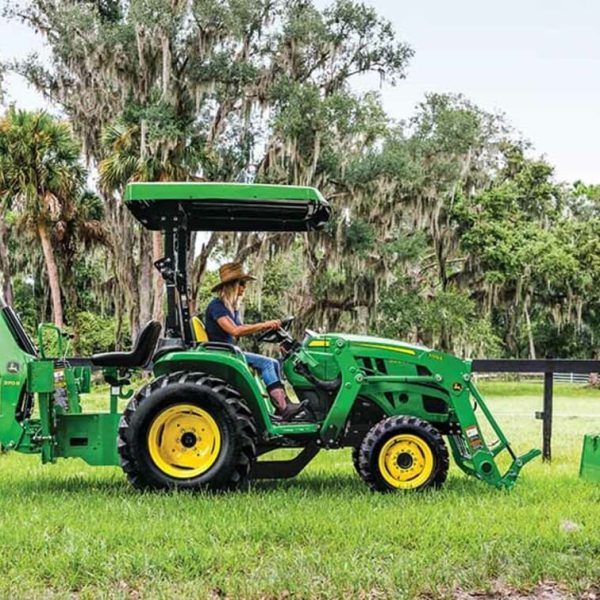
356;415;449;492
117;371;257;491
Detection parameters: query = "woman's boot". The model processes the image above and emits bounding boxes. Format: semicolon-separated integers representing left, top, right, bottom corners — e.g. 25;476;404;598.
267;384;304;420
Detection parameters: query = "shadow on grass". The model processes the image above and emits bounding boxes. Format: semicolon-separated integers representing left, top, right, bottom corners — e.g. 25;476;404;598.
2;471;363;497
247;465;503;498
249;471;364;494
0;474;129;496
250;471;492;501
1;468;491;500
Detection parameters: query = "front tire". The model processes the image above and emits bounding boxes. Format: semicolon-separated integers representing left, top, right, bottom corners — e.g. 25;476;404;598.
118;371;257;491
356;415;449;492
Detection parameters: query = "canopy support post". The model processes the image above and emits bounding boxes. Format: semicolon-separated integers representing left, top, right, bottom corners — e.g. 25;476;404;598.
163;230;178;338
157;226;193;345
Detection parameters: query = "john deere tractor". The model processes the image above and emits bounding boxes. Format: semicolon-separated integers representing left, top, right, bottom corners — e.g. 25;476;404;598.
0;182;540;492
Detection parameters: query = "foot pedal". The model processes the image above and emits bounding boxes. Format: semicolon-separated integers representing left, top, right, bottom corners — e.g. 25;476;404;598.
292;400;316;422
269;403;313;423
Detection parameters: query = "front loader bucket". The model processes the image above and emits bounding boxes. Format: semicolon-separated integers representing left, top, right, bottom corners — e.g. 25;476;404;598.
580;434;600;482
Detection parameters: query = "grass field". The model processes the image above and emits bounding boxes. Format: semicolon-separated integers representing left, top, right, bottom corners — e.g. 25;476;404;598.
1;381;599;599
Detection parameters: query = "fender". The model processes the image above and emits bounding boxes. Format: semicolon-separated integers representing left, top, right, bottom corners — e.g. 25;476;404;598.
153;348;272;431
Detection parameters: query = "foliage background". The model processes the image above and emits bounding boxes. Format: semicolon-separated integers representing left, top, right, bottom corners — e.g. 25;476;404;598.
0;0;598;360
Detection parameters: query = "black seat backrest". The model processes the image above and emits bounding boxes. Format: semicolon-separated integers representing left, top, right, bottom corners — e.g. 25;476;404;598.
91;320;162;368
131;320;163;366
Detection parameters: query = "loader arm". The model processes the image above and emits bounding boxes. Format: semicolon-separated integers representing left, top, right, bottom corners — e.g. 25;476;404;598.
296;334;540;489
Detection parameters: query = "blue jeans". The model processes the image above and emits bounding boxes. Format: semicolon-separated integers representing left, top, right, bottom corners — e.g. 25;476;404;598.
244;352;281;388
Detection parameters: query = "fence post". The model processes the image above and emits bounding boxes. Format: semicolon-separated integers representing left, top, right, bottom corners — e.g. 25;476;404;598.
543;372;553;462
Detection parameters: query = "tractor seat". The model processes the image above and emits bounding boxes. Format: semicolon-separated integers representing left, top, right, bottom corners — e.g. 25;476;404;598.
191;316;208;343
91;320;162;368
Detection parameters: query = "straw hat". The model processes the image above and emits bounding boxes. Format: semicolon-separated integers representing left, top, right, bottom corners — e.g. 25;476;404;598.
211;262;256;292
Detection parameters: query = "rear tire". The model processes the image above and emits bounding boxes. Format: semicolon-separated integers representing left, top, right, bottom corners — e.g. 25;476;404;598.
356;415;449;492
117;371;257;491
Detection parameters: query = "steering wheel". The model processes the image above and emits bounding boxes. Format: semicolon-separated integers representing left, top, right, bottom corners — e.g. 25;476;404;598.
256;316;295;343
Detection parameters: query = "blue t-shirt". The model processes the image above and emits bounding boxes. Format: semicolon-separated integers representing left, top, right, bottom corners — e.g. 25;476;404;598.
204;298;242;344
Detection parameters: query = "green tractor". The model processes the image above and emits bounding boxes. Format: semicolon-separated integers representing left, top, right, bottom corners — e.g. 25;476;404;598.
0;182;540;492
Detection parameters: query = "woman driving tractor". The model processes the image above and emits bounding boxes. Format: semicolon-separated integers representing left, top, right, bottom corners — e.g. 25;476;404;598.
204;262;304;420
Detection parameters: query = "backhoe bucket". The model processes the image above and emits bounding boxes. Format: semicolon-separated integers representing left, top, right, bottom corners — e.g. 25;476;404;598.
580;434;600;482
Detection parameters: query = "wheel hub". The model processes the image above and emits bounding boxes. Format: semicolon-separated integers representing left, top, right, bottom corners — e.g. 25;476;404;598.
378;433;435;489
396;452;414;469
147;404;221;479
180;431;197;448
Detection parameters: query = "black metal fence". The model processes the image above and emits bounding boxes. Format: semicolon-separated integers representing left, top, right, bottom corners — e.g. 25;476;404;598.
471;359;600;461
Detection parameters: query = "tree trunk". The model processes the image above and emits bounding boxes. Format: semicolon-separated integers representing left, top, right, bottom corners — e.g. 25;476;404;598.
103;196;142;344
152;230;164;322
114;287;124;351
37;222;64;327
62;252;79;324
0;220;13;305
138;229;153;330
435;237;448;291
524;296;536;359
189;232;219;314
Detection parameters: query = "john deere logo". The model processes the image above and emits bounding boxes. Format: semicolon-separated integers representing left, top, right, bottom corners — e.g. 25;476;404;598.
6;361;20;374
452;382;463;392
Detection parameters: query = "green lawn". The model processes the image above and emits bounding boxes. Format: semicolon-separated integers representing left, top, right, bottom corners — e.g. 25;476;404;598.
0;381;599;599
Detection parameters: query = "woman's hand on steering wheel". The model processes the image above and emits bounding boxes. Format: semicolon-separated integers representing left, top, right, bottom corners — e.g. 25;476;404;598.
262;319;281;331
256;319;284;343
256;316;295;343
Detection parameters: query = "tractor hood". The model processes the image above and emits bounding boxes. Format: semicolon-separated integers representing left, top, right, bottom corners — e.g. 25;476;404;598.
306;333;429;358
124;182;331;232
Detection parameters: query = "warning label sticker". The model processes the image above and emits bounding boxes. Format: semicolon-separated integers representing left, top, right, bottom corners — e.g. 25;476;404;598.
465;425;483;450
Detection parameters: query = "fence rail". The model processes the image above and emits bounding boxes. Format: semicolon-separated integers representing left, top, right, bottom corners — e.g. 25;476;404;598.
475;372;591;384
553;373;589;384
471;359;600;461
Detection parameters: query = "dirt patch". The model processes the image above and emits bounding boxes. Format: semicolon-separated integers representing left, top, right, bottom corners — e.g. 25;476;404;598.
445;580;599;600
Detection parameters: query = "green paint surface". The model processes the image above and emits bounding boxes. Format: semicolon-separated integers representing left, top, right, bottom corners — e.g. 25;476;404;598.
580;433;600;482
124;181;326;204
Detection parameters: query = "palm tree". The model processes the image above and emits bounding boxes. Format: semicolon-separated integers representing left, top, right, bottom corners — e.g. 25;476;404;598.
99;113;204;331
0;108;86;327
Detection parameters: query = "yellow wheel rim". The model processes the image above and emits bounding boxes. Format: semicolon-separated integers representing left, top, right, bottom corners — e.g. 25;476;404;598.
378;433;434;489
147;404;221;479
